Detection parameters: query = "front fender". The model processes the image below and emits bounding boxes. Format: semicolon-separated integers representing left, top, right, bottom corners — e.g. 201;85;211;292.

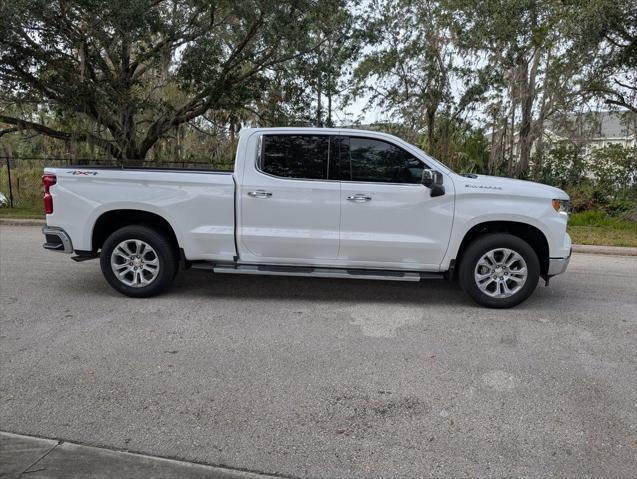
440;193;566;270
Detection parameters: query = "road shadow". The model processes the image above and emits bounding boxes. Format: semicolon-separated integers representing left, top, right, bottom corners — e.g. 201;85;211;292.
56;261;556;310
168;268;471;307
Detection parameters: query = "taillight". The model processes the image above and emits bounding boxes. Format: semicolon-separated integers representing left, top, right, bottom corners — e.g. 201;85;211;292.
42;174;57;214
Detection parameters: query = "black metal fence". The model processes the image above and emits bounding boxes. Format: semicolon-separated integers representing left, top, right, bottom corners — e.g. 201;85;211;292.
0;155;233;209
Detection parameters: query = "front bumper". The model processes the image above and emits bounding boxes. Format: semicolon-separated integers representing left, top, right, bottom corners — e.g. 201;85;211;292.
42;226;73;254
547;248;572;276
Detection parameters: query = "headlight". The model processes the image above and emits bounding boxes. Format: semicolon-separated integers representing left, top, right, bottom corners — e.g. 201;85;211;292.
552;199;569;214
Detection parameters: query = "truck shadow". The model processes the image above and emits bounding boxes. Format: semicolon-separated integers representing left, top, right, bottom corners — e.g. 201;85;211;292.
171;269;471;307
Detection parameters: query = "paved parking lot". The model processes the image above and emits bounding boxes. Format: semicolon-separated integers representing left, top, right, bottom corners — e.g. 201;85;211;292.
1;225;636;478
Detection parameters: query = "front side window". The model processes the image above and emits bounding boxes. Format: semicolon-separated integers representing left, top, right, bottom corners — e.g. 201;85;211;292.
349;137;425;184
260;135;329;180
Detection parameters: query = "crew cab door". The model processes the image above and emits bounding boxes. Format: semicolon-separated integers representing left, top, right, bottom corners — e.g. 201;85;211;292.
238;134;340;262
337;135;454;269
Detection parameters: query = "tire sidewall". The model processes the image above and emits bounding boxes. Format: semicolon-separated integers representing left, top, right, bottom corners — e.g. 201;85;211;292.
100;225;176;298
459;234;540;308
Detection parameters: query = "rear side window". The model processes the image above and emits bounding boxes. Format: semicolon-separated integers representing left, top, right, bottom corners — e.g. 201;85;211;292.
348;137;424;184
260;135;329;180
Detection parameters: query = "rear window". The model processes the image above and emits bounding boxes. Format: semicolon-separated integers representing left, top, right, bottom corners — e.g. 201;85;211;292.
260;135;329;180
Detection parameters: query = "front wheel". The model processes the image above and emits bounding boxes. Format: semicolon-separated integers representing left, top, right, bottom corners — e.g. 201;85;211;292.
99;225;177;298
459;233;540;308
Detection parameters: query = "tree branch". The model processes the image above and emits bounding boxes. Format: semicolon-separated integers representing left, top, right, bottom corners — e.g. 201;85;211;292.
0;127;19;137
614;77;637;92
604;98;637;113
0;115;76;140
0;114;122;157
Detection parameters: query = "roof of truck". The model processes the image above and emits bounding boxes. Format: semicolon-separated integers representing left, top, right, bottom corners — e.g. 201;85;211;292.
239;127;381;136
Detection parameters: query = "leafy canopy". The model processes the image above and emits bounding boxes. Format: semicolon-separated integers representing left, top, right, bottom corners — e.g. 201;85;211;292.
0;0;344;159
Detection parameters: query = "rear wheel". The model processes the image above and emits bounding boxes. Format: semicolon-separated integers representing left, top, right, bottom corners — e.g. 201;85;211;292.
99;225;177;297
459;233;540;308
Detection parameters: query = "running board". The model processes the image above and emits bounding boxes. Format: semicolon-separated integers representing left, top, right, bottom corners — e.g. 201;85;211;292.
192;263;443;282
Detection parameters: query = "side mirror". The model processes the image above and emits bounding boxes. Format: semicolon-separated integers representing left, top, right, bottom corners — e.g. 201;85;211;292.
421;169;445;197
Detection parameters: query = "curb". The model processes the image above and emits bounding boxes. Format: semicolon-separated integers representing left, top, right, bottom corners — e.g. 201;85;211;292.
0;218;45;226
571;244;637;256
1;217;636;256
1;431;287;479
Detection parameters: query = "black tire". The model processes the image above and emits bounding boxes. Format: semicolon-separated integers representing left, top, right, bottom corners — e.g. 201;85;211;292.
458;233;540;308
99;225;178;298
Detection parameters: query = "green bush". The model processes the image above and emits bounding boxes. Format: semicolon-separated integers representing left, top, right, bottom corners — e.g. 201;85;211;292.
537;144;637;217
588;144;637;192
606;196;636;217
537;144;588;188
566;183;604;212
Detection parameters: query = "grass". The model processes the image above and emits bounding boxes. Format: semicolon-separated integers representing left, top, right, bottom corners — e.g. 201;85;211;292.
0;205;44;219
568;226;637;247
567;210;637;247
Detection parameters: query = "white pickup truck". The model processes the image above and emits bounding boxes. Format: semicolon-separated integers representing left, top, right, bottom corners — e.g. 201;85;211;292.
41;127;571;308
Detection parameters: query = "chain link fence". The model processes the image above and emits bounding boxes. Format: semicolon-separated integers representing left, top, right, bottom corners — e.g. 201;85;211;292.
0;156;233;210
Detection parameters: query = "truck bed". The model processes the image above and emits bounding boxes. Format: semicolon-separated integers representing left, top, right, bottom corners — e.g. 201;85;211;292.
44;167;237;261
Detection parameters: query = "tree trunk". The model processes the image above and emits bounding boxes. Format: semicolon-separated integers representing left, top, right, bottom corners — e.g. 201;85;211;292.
532;96;549;181
533;131;544;181
326;70;333;128
326;40;333;128
440;118;450;165
316;79;323;127
532;50;553;181
316;49;323;127
488;107;499;174
516;50;541;177
426;105;437;154
499;121;507;174
507;99;516;176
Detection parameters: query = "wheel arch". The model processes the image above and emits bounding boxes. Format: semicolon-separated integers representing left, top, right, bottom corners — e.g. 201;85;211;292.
91;209;180;255
452;221;550;279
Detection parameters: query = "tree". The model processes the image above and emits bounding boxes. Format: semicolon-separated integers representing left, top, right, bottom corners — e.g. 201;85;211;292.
0;0;341;160
573;0;637;113
308;5;360;127
352;0;490;163
449;0;588;177
257;2;361;128
353;0;452;153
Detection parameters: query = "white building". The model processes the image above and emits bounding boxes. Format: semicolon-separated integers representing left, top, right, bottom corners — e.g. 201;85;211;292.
543;110;636;151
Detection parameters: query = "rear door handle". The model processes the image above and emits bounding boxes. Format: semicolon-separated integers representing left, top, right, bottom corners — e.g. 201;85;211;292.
248;190;272;198
347;194;372;202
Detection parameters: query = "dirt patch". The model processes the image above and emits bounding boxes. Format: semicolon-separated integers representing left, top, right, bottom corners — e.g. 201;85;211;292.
316;386;429;438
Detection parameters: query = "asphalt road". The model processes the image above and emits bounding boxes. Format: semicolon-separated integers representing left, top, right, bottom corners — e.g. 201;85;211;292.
1;225;636;478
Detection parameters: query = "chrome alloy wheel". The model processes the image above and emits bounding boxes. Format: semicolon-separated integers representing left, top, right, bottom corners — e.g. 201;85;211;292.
474;248;528;298
110;239;160;288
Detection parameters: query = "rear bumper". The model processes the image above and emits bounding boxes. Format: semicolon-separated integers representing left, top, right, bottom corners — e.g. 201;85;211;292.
42;226;73;254
547;248;572;276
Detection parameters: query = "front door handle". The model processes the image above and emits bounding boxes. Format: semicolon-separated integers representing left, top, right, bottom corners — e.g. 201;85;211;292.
347;194;372;202
248;190;272;198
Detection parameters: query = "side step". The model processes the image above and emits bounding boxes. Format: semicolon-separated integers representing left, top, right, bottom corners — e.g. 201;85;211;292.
192;263;443;282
